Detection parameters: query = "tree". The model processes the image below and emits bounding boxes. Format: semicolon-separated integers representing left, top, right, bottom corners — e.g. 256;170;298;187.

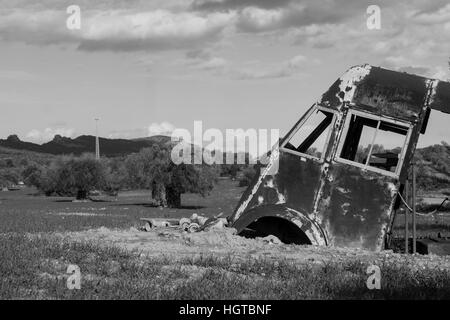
220;164;242;179
239;166;257;187
0;168;20;186
22;164;43;188
33;154;106;199
165;161;217;207
5;159;14;168
126;144;218;208
102;157;128;196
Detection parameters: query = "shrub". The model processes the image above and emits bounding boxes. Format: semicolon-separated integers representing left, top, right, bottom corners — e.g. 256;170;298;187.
33;154;107;199
239;167;257;187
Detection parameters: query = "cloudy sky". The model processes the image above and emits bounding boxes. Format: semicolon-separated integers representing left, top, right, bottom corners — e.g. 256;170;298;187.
0;0;449;147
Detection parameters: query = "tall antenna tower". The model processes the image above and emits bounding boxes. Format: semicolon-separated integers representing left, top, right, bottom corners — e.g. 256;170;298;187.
95;118;100;160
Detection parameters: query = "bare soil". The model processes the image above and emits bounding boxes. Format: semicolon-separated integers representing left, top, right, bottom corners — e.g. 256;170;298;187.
57;226;450;271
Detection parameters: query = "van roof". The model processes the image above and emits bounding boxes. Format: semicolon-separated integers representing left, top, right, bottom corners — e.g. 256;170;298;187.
320;64;450;122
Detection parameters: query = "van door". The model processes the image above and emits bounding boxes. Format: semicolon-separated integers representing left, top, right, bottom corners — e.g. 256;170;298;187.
278;106;336;217
316;109;412;250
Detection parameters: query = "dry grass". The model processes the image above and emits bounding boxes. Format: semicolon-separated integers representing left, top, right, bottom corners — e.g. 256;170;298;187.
1;234;450;299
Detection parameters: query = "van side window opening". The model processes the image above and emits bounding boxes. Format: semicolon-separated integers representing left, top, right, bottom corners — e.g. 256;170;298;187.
339;113;408;173
284;109;334;158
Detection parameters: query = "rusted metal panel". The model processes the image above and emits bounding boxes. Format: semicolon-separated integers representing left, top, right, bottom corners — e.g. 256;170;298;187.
276;153;322;216
315;163;398;251
319;64;450;119
351;67;428;122
320;78;343;110
231;153;321;221
319;64;372;109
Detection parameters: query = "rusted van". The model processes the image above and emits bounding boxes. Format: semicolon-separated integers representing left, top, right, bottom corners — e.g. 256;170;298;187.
230;64;450;251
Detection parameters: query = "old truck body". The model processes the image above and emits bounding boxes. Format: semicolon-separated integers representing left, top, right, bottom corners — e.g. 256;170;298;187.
230;64;450;251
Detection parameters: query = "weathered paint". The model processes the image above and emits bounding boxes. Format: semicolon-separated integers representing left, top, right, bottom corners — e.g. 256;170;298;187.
230;64;450;251
320;64;449;119
352;67;428;122
316;163;398;250
276;153;322;216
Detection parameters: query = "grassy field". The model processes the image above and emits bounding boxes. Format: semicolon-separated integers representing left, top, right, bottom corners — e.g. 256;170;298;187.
391;193;450;239
1;178;450;299
0;178;242;233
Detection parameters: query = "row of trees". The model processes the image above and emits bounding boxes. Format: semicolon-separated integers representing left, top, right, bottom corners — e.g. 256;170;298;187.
24;144;219;208
0;151;51;188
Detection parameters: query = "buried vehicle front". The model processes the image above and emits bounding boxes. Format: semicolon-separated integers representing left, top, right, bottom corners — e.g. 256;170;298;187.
230;64;450;251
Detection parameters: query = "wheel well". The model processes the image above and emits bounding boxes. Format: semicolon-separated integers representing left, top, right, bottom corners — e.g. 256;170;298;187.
239;216;312;245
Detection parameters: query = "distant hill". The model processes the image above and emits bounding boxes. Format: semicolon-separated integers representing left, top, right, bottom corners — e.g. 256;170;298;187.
0;134;172;157
0;146;54;164
414;142;450;191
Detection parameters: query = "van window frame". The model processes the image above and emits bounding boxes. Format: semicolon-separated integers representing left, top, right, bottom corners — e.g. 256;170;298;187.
280;105;337;163
334;108;413;178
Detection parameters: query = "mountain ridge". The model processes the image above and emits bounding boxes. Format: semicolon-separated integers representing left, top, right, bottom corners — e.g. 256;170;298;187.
0;134;172;157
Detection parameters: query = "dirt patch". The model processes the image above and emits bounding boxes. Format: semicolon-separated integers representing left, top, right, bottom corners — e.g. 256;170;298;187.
56;226;450;269
47;212;126;217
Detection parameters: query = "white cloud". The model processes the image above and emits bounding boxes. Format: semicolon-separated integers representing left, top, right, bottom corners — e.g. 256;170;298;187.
0;8;235;52
237;7;285;32
26;127;76;143
381;56;450;80
80;10;234;50
412;3;450;25
429;66;450;80
148;121;175;136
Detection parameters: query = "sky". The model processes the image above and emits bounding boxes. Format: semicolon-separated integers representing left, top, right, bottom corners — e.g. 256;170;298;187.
0;0;450;149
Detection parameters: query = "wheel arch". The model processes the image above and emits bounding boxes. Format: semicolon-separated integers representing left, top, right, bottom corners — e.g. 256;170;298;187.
231;204;328;246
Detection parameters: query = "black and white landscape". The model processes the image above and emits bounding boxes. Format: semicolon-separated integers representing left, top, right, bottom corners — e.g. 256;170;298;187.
1;0;450;303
